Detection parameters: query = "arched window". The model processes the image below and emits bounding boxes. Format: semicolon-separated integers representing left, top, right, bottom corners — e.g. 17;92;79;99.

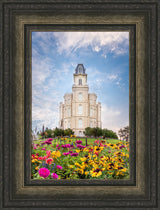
90;121;93;128
78;93;82;101
79;79;82;85
78;104;83;114
79;119;82;128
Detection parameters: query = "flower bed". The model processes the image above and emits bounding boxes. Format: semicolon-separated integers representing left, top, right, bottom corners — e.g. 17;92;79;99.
31;138;129;179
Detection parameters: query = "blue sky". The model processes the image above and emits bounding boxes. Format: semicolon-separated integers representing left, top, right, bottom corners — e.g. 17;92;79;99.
32;32;129;134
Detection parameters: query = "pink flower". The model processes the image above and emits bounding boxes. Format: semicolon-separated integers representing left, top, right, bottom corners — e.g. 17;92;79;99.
47;138;53;141
56;165;63;170
46;141;52;145
70;153;78;157
76;140;82;144
56;144;59;148
61;144;71;148
51;173;58;179
33;146;37;149
38;157;43;160
119;145;125;149
41;148;46;150
38;168;50;178
77;144;86;148
63;152;69;156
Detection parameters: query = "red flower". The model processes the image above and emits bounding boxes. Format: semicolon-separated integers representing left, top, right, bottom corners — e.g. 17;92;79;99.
46;158;53;165
95;152;99;156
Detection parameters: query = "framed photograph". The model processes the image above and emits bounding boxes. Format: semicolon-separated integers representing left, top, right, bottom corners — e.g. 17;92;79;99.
31;30;131;181
1;0;159;209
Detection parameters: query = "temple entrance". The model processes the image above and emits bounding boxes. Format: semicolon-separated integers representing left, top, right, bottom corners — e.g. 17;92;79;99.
79;131;82;136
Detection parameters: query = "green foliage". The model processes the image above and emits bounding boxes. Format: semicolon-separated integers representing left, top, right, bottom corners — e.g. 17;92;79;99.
53;127;64;137
102;129;118;139
44;129;54;138
92;127;103;137
84;127;93;137
84;127;116;138
64;128;74;136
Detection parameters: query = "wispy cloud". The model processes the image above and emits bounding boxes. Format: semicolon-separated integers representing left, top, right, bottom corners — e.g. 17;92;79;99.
53;32;129;56
101;104;129;133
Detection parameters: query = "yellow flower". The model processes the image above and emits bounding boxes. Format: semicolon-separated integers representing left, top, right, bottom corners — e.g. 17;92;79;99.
91;169;102;177
81;157;87;162
85;171;89;175
88;160;94;165
81;164;86;170
75;162;81;167
35;166;39;170
120;168;127;172
52;150;61;159
101;156;107;161
114;157;124;163
83;148;89;152
76;150;80;153
69;165;74;169
78;169;84;174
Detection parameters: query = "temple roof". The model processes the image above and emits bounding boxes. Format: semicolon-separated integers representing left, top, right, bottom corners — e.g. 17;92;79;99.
75;64;86;74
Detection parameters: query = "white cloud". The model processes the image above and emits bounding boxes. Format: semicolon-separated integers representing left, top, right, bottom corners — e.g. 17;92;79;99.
101;104;129;133
53;32;129;56
107;74;118;81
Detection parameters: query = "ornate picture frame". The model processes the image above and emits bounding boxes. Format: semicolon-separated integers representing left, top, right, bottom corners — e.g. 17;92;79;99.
1;0;159;209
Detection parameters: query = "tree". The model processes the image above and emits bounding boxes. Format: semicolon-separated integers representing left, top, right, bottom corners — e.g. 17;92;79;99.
84;127;92;137
102;129;118;139
44;129;54;138
53;127;64;137
92;127;103;138
84;127;103;138
64;128;74;136
118;126;129;141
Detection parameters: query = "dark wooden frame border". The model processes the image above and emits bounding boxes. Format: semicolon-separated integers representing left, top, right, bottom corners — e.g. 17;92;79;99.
0;0;159;209
24;24;136;186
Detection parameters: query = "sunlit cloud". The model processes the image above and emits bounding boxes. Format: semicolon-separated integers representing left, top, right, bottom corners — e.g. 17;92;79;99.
32;31;129;133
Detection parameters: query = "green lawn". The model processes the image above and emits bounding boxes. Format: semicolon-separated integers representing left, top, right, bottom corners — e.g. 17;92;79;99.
33;138;126;146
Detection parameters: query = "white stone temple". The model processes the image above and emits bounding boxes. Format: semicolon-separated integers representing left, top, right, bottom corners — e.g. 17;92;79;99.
59;64;102;136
